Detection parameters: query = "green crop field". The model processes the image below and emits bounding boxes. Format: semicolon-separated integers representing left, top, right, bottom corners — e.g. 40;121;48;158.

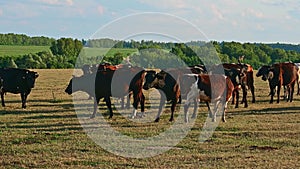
0;45;51;57
0;69;299;168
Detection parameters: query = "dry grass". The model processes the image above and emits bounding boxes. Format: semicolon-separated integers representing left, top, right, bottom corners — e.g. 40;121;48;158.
0;69;299;168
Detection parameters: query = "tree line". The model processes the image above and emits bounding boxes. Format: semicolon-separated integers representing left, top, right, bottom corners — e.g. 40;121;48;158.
1;33;300;69
0;33;55;46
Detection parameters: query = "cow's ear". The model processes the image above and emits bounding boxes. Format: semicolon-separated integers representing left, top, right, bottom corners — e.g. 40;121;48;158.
35;73;39;78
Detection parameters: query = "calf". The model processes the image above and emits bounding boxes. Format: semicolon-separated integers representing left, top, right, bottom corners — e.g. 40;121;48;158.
184;74;234;123
65;66;145;118
0;68;39;108
256;62;298;103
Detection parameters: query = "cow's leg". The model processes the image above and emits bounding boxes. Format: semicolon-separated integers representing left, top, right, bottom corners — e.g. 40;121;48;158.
20;93;28;109
211;102;218;122
178;95;182;104
276;85;281;103
169;99;177;122
184;95;193;123
269;86;274;104
131;92;140;119
289;82;295;102
222;101;228;122
155;92;166;122
191;98;198;119
231;89;235;105
297;79;300;95
120;97;125;109
140;93;145;117
184;102;191;123
105;96;113;119
235;89;239;108
206;101;212;118
248;72;255;103
1;92;5;107
126;93;131;109
91;97;100;119
242;85;248;108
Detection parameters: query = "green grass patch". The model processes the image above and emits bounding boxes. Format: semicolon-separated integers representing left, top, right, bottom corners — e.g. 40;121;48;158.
0;45;51;57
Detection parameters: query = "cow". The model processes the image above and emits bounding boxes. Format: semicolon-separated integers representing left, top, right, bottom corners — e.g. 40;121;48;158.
256;62;298;103
224;68;245;108
65;66;145;119
294;63;300;95
143;68;196;122
221;63;255;107
0;68;39;108
184;74;234;123
209;63;247;108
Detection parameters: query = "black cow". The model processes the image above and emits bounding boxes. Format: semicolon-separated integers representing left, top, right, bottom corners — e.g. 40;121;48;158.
65;66;145;119
0;68;39;108
143;68;193;122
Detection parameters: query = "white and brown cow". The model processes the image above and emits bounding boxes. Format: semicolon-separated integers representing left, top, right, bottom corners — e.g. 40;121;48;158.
183;74;234;123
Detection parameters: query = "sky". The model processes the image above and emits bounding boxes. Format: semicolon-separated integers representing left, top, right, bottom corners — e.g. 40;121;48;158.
1;0;300;43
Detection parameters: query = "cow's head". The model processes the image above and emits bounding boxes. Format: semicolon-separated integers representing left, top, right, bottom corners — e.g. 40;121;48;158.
24;71;39;88
143;70;158;90
65;74;94;95
256;65;272;81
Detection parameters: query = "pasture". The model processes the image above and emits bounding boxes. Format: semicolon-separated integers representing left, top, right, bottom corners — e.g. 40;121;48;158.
0;69;299;168
0;45;51;57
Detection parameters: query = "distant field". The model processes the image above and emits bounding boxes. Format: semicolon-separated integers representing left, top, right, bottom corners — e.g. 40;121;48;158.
0;69;299;168
0;45;51;57
0;45;138;58
80;47;138;57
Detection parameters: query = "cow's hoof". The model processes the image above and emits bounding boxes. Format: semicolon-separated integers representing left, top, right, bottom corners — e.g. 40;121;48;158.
222;118;226;122
90;115;96;119
169;118;174;122
154;118;160;122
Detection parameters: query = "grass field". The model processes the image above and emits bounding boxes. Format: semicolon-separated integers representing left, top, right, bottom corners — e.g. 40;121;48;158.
0;69;299;168
0;45;51;57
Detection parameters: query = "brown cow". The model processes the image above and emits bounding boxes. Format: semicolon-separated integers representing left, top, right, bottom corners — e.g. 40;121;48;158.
256;62;298;103
65;66;145;118
184;74;234;123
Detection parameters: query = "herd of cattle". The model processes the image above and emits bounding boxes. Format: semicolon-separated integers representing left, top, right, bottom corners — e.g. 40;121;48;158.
0;61;299;123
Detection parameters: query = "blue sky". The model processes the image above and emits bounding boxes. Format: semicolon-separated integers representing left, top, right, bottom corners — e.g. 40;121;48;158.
1;0;300;43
